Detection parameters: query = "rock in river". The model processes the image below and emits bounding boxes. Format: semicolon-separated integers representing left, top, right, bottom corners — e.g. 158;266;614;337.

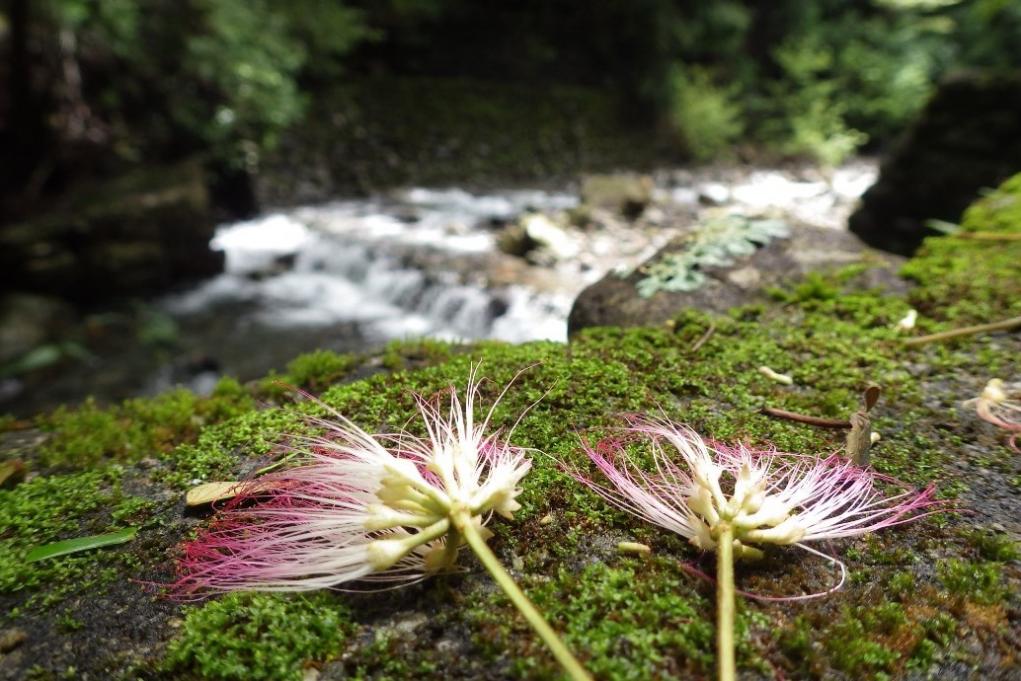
568;221;904;334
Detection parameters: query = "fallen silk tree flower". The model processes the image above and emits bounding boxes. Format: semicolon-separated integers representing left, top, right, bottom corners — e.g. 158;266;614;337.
574;418;944;681
964;378;1021;451
172;370;590;681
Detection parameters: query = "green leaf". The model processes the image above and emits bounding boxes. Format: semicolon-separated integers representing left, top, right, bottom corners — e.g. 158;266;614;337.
26;527;139;563
925;219;961;235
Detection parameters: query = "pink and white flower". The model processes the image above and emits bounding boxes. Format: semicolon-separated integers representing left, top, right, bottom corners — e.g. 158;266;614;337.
964;378;1021;451
172;370;532;595
574;418;944;594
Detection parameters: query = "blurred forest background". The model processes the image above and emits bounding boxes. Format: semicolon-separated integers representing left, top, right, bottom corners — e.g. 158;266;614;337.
3;0;1021;217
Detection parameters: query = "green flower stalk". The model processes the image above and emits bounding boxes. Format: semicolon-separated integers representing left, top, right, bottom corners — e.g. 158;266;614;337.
575;418;945;681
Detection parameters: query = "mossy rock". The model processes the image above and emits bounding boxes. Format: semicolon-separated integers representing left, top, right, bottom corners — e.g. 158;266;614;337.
255;76;675;204
568;222;906;334
1;176;1020;680
0;159;223;304
849;70;1021;255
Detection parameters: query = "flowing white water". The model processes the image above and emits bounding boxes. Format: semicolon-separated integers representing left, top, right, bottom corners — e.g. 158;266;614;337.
157;161;876;381
164;188;581;351
0;162;880;414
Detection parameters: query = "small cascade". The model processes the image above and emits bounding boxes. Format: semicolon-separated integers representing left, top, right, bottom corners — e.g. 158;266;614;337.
163;189;579;353
155;162;877;386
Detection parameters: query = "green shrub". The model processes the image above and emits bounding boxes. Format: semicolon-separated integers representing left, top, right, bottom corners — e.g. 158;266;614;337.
670;66;744;161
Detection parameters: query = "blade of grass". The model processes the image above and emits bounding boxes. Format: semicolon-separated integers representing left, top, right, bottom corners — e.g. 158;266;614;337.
26;527;139;563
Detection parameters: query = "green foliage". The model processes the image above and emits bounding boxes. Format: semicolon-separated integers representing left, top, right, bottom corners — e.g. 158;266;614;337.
40;0;370;166
163;593;354;680
946;0;1021;70
26;0;1021;173
669;66;744;161
26;526;138;563
763;33;870;165
181;0;306;165
635;216;790;297
674;2;753;61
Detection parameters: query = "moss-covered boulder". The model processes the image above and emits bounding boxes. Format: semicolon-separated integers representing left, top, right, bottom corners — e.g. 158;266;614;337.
255;77;673;203
579;173;654;219
568;221;904;334
0;159;223;304
849;70;1021;255
1;175;1020;680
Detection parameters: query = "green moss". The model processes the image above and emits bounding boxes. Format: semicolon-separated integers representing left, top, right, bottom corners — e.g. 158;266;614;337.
56;612;85;632
380;337;458;371
340;629;448;681
887;571;916;600
781;601;956;680
965;528;1020;562
10;173;1021;679
937;559;1007;605
273;349;361;392
771;270;841;303
39;377;253;469
902;172;1021;324
157;406;309;490
825;610;903;679
468;558;715;679
163;593;354;681
0;468;145;605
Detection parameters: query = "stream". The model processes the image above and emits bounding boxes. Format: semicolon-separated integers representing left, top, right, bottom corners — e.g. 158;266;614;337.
2;161;878;415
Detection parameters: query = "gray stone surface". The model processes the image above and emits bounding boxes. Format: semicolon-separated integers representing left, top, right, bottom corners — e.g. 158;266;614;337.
568;224;906;334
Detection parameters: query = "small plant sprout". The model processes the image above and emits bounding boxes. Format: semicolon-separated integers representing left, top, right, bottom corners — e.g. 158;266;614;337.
574;418;944;681
964;378;1021;451
172;369;591;681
